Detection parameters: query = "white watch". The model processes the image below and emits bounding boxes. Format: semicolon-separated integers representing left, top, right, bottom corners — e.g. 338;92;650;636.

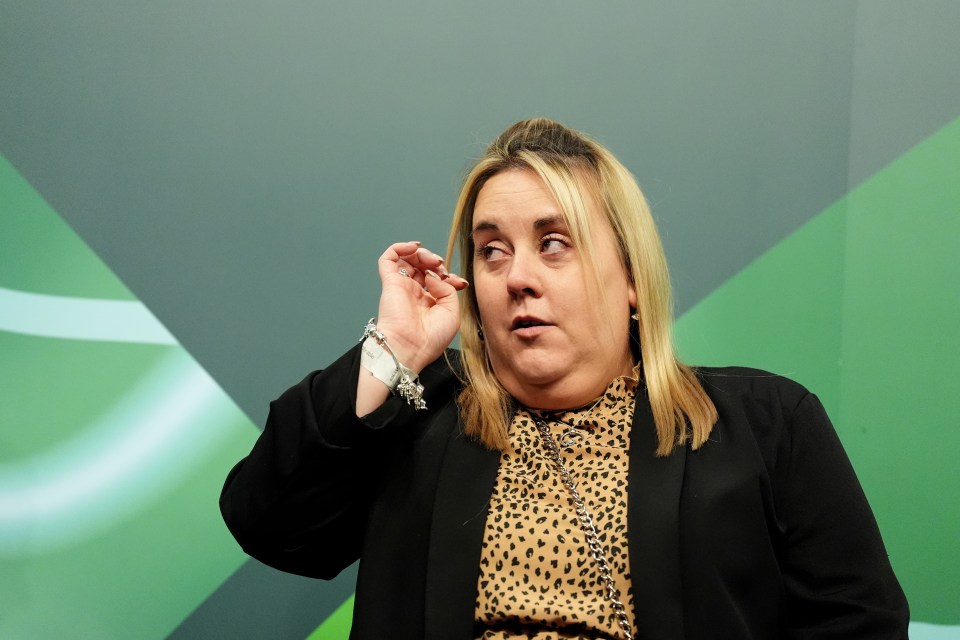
361;336;412;390
359;318;427;410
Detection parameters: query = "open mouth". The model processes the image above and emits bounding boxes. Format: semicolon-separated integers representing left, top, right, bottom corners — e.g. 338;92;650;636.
512;317;550;330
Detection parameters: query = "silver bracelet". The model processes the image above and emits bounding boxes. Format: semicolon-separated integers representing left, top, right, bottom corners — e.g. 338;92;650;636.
359;318;427;410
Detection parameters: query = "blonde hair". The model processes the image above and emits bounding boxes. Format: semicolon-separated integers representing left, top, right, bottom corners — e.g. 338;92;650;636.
446;118;716;456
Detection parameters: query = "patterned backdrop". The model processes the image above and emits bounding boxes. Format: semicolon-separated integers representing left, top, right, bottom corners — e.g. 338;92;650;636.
1;2;958;637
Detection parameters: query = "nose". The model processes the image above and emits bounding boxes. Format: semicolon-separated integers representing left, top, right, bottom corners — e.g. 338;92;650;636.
505;250;543;298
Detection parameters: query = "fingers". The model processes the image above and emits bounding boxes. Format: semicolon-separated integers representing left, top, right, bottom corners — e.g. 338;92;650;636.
381;240;422;261
379;241;468;289
408;249;469;290
404;246;446;274
421;268;456;304
439;270;469;290
406;263;468;291
395;258;426;287
379;241;436;282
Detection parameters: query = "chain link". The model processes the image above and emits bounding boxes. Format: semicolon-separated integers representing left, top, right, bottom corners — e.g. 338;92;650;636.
531;413;634;640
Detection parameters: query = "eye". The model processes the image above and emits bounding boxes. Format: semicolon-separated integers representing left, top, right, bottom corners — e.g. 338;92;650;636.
540;234;570;255
476;242;508;262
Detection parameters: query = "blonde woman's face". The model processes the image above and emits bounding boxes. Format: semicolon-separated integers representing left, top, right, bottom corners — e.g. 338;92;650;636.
471;169;637;410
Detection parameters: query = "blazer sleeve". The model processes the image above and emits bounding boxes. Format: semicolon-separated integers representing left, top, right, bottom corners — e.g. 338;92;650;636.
778;392;910;638
218;343;427;580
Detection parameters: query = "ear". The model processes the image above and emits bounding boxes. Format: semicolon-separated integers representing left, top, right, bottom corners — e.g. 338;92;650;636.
628;283;638;309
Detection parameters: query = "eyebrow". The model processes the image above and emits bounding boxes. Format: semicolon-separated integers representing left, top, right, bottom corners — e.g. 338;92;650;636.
472;215;566;235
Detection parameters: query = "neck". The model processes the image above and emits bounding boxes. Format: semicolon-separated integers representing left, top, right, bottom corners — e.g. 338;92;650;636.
513;361;636;411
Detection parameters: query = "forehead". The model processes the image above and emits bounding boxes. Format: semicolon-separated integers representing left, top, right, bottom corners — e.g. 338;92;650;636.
470;168;613;243
474;170;557;215
472;168;602;233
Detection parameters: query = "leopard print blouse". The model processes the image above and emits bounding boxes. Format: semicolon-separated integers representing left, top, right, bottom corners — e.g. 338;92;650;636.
474;375;639;639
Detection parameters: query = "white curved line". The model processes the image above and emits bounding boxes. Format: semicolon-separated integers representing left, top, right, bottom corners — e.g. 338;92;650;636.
0;286;177;344
0;352;247;555
910;622;960;639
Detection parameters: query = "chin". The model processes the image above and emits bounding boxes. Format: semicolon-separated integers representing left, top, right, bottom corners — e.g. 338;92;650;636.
515;369;564;387
490;346;575;388
500;361;569;392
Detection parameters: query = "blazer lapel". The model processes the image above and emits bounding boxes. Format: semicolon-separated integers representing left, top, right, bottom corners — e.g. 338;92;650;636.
424;415;500;640
628;384;687;640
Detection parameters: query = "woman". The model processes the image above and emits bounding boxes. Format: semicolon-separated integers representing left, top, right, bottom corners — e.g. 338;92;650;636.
221;119;908;639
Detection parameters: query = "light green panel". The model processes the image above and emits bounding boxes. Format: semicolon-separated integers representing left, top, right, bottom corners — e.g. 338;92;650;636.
0;156;261;637
838;117;960;621
1;413;256;637
306;596;354;640
675;116;960;624
0;333;169;462
0;155;134;299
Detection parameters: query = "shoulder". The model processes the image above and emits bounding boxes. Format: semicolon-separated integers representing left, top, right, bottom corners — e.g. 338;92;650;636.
693;365;812;415
690;366;831;455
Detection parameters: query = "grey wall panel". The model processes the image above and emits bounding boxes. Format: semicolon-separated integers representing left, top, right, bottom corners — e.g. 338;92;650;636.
2;1;866;428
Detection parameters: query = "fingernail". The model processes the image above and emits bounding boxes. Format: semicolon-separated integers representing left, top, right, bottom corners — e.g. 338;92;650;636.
426;270;441;280
438;264;450;277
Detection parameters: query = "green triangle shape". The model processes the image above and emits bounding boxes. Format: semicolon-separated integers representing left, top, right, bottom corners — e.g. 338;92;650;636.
0;155;260;638
675;115;960;624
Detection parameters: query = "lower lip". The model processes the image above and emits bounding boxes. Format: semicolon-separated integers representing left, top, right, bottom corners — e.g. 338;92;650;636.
512;325;552;339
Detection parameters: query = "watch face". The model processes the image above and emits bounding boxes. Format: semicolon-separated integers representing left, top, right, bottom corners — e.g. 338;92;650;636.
361;336;402;388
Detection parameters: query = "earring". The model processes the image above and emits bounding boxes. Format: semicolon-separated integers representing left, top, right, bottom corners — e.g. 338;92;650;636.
630;310;639;321
478;327;485;341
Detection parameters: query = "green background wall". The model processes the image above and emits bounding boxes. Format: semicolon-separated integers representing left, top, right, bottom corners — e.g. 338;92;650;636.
1;1;958;637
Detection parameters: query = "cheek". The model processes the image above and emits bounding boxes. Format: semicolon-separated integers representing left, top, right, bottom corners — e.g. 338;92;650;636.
472;275;500;324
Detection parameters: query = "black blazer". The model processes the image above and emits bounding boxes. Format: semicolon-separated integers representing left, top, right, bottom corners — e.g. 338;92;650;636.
220;345;908;639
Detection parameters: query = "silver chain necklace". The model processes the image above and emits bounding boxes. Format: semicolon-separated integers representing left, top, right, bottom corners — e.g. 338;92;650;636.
554;394;605;447
530;411;635;640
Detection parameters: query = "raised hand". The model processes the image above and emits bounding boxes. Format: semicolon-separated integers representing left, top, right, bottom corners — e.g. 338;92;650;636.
374;241;469;372
356;241;469;416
